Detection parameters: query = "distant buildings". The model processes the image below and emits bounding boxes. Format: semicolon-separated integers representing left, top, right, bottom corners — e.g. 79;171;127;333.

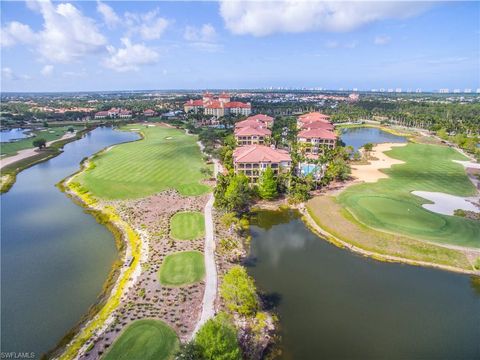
184;92;252;118
233;144;291;182
95;108;132;119
143;109;156;117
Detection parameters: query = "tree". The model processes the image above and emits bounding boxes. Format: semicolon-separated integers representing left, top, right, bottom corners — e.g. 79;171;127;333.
214;173;230;209
194;312;241;360
223;174;251;213
362;142;373;158
33;138;47;149
220;265;259;316
436;128;449;140
258;166;278;200
68;127;75;133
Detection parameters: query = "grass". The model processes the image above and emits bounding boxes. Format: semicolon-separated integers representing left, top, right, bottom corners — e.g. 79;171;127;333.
58;180;143;360
159;251;205;286
1;126;84;157
338;143;480;248
102;319;179;360
170;211;205;240
77;124;210;199
306;196;472;270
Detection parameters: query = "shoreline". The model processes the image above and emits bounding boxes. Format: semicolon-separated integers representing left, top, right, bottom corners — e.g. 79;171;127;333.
0;128;92;194
300;204;479;276
51;156;145;360
53;125;215;359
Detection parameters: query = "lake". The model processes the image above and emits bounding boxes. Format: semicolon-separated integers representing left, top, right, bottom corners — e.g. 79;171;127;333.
0;128;30;142
1;127;139;358
247;209;480;360
340;127;407;151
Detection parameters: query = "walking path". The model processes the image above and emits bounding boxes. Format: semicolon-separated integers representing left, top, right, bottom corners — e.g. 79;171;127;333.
192;142;222;337
0;132;76;170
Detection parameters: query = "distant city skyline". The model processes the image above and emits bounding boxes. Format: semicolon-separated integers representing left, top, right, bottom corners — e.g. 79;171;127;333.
1;0;479;92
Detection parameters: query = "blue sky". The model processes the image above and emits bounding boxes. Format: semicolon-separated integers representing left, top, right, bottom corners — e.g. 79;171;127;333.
1;1;479;92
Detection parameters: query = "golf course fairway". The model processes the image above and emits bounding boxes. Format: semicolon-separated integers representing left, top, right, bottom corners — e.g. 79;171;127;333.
78;125;210;199
102;319;178;360
338;143;480;248
159;251;206;286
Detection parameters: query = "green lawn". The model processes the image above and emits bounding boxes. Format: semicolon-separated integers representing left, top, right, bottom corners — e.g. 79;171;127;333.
159;251;205;286
1;126;84;157
77;125;210;199
102;319;179;360
170;211;205;240
338;143;480;248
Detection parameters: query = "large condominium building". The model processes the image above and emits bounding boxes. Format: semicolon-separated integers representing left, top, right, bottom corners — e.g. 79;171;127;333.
234;113;274;145
297;112;337;153
234;126;272;146
184;92;252;118
233;145;291;182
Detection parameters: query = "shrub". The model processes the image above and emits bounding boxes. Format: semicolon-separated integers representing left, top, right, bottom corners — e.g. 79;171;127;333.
220;266;259;316
194;312;241;360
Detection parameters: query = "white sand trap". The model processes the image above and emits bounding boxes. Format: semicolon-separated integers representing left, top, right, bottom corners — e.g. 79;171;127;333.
453;160;480;169
165;136;173;140
129;128;140;131
351;143;407;183
412;191;479;216
147;124;156;127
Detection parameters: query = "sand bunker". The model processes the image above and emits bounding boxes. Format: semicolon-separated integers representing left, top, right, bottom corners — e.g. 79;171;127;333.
351;143;406;183
165;136;173;140
412;191;479;216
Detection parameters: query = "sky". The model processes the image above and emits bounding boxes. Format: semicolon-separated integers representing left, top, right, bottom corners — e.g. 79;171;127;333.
1;0;479;92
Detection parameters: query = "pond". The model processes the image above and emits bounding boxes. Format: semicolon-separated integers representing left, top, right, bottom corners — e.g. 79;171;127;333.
340;127;407;151
0;128;31;142
1;127;139;358
247;209;480;360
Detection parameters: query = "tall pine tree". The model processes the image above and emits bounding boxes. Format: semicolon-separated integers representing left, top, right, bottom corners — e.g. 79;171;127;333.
258;166;278;200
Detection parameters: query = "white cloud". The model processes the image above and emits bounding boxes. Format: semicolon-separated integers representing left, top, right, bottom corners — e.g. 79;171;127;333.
374;35;391;45
1;67;30;81
104;38;159;72
41;65;54;76
125;9;169;40
220;1;432;36
97;1;121;28
2;0;107;63
184;24;221;52
325;40;357;49
0;21;36;47
184;23;217;42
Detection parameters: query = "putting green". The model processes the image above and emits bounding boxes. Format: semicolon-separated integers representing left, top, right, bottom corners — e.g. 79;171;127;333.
170;211;205;240
339;143;480;248
77;125;210;199
159;251;205;286
102;319;178;360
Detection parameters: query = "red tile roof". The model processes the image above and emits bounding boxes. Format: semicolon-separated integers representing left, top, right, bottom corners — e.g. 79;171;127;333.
299;112;330;120
235;119;266;129
234;126;271;137
185;99;204;106
246;114;274;124
95;111;108;116
225;101;251;109
300;121;334;130
298;128;337;140
234;145;291;164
